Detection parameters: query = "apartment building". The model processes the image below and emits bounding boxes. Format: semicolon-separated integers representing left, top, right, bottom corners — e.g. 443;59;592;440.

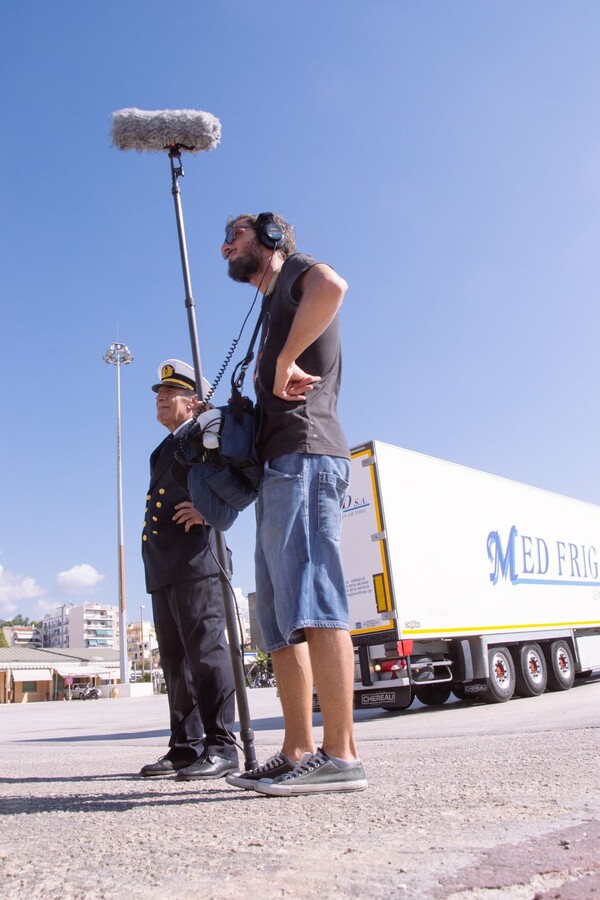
2;625;43;649
42;603;119;650
127;620;156;673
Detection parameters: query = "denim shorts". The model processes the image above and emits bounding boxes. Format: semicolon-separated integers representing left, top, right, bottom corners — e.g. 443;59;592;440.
254;453;351;652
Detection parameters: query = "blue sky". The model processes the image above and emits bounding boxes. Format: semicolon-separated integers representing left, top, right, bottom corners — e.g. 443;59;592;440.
2;1;600;624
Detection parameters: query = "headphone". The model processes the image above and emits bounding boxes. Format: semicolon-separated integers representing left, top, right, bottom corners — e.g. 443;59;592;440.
255;212;285;250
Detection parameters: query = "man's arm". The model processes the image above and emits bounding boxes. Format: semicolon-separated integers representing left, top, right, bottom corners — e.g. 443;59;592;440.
273;264;348;401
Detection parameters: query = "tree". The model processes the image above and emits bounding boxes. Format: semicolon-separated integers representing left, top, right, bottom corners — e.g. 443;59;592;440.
0;615;41;628
0;629;8;649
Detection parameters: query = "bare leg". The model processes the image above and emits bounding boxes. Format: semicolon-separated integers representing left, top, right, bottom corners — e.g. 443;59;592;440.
305;627;358;761
270;642;317;761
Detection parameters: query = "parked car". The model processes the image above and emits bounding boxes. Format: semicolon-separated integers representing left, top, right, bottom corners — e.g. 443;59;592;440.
70;683;100;700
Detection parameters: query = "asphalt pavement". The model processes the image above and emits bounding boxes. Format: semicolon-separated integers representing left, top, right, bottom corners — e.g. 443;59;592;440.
1;679;600;899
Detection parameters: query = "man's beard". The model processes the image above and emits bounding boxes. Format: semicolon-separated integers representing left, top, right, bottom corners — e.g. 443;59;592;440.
227;243;264;283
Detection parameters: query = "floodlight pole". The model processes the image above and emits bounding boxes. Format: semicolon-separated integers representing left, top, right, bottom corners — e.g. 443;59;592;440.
169;148;257;770
103;341;133;688
140;604;145;677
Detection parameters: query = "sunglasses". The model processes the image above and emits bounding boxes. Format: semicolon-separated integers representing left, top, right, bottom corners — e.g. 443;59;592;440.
224;222;255;245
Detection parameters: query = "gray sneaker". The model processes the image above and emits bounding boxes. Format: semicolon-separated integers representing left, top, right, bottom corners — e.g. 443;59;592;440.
252;749;367;796
226;752;307;789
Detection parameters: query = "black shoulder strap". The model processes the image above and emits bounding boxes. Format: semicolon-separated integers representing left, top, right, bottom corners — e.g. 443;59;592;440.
231;268;281;393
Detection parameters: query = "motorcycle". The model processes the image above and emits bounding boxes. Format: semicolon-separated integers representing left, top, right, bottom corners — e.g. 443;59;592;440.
72;684;100;700
251;671;276;689
80;685;100;700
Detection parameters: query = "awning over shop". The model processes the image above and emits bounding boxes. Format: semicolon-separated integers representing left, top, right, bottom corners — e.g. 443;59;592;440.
12;669;53;682
54;666;116;678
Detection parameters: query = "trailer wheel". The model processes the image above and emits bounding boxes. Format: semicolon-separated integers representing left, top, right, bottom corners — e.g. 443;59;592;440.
483;647;515;703
514;643;547;697
415;684;451;706
545;641;575;692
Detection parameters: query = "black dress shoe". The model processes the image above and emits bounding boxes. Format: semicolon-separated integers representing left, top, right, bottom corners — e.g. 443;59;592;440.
175;754;239;781
139;757;187;777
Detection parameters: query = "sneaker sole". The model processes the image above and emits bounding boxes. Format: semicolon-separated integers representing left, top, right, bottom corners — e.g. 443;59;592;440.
226;756;301;789
253;777;368;796
225;773;259;789
226;767;295;789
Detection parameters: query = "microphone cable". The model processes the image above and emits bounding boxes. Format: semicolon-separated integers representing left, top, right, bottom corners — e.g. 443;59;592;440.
198;249;277;412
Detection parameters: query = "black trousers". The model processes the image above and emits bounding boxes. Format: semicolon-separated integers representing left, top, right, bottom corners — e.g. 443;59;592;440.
151;575;237;763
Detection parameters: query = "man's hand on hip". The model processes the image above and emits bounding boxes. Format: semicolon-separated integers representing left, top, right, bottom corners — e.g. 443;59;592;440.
173;501;205;531
273;360;320;401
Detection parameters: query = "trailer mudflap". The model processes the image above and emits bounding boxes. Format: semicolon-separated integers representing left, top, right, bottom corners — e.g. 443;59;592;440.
355;688;406;708
313;685;411;712
463;680;487;695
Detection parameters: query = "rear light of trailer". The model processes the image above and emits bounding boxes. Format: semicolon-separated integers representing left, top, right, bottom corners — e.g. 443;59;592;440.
374;658;408;679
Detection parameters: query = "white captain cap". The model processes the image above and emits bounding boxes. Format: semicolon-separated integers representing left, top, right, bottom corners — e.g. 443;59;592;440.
152;359;211;396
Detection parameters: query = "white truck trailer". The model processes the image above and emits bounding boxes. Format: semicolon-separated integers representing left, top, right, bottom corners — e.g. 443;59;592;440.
342;441;600;709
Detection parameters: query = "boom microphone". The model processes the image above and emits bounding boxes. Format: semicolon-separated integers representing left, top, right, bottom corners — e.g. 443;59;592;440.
111;107;221;153
110;102;258;770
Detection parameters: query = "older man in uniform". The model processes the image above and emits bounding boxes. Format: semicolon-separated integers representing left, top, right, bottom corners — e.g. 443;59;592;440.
139;359;238;780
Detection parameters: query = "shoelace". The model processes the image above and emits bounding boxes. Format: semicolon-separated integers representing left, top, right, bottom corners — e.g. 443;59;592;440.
261;754;287;772
243;753;286;777
282;752;326;779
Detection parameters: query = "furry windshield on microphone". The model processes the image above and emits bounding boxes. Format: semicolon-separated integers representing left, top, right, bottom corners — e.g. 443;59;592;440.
111;108;221;153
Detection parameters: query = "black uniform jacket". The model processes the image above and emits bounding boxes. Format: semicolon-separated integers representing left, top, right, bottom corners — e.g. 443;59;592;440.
141;422;221;593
